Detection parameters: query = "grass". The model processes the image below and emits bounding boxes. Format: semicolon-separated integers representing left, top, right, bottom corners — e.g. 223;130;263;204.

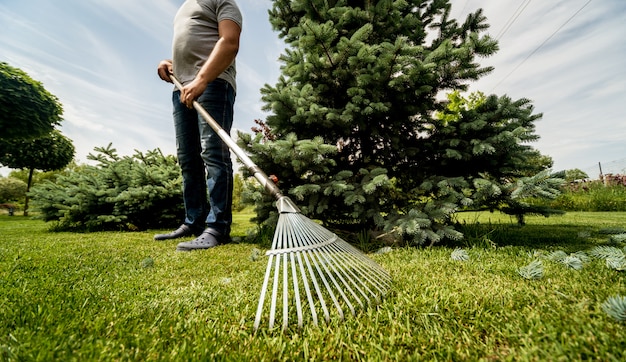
453;210;626;250
548;184;626;212
1;211;625;361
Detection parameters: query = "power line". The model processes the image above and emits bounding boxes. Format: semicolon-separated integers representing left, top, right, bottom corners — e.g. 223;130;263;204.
491;0;594;92
495;0;533;40
458;0;470;17
579;157;626;178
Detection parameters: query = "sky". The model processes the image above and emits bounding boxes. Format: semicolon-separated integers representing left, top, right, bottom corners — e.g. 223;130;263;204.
1;0;625;178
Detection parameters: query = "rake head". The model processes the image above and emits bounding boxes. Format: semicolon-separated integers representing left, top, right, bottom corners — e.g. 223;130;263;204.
253;197;392;331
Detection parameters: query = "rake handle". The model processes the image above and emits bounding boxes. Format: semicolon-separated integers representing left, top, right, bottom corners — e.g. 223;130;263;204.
170;74;284;201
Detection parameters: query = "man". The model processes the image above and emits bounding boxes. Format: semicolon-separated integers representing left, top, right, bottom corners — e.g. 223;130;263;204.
155;0;242;251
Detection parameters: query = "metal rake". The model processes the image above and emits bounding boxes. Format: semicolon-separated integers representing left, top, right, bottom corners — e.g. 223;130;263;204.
170;75;391;331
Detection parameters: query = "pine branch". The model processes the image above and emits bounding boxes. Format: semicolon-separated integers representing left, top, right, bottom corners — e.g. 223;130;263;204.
451;248;469;261
602;295;626;322
518;260;543;280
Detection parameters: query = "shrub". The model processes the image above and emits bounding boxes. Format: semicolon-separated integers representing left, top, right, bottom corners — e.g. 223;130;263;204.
525;179;626;212
549;183;626;212
29;145;184;231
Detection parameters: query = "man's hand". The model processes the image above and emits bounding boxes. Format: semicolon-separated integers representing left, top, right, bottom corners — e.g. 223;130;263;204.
180;78;208;109
157;60;173;83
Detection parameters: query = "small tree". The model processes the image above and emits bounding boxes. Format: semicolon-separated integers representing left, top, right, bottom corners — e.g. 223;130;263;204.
0;130;75;215
240;1;555;246
0;62;63;140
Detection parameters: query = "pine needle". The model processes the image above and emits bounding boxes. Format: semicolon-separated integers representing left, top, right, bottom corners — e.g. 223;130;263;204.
602;295;626;322
376;246;393;254
589;246;624;260
562;255;583;270
451;248;470;261
140;257;154;269
249;248;262;262
606;256;626;271
547;250;567;262
610;233;626;243
518;260;543;280
571;251;590;263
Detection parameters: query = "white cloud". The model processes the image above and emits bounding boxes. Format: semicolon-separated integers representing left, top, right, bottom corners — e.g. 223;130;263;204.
453;0;626;171
90;0;177;45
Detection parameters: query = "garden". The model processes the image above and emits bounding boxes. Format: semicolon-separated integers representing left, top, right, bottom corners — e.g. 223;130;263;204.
2;1;626;360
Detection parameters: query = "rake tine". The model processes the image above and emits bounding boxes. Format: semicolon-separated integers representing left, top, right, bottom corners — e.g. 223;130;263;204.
258;210;392;330
338;258;390;302
315;223;389;303
290;214;334;324
297;219;383;302
276;212;331;325
296;251;318;326
253;253;274;331
285;214;318;327
321;237;381;305
282;250;289;330
268;248;281;329
317;244;366;309
310;221;391;291
294;221;346;321
344;255;388;303
253;218;284;332
327;240;390;298
309;251;347;320
285;220;303;330
290;218;362;313
294;221;356;318
320;243;371;306
325;238;383;299
301;246;332;324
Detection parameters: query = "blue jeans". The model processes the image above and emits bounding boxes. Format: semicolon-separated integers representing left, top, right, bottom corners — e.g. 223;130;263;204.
172;79;234;236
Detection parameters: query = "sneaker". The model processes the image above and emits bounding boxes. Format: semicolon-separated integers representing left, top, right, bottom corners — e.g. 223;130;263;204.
154;224;202;241
176;228;230;252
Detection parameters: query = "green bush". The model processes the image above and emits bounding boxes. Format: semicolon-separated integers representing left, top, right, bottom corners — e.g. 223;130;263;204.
0;177;27;203
29;145;184;231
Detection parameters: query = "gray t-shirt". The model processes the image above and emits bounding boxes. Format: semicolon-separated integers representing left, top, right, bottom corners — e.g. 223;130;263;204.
172;0;242;91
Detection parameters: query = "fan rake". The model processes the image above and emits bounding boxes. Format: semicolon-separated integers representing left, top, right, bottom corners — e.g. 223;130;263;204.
170;75;391;331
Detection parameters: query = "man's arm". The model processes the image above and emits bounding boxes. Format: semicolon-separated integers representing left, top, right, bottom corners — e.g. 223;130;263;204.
180;19;241;108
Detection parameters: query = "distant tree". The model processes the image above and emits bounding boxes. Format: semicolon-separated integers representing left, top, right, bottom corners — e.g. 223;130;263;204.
8;162;78;187
0;62;64;140
233;173;246;212
564;169;589;182
0;130;75;215
240;1;555;246
0;177;27;203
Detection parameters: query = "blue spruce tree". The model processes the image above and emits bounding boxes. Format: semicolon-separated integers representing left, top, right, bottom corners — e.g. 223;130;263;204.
240;0;558;246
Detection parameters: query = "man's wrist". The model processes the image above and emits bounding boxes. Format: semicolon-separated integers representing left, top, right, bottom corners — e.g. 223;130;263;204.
195;72;212;86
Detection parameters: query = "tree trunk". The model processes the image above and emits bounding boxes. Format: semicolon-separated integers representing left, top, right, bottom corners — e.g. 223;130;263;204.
24;167;33;216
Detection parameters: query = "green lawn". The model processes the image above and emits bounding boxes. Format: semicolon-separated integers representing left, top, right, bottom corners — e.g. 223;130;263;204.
1;212;625;361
